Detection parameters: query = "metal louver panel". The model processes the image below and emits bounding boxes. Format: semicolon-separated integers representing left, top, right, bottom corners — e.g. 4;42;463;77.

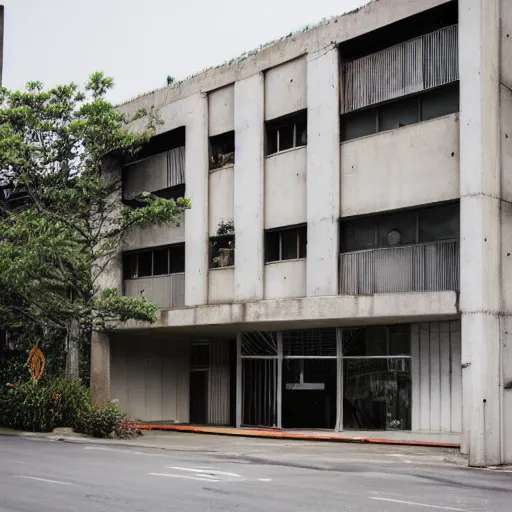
167;146;185;187
342;25;458;113
283;329;337;357
241;332;278;356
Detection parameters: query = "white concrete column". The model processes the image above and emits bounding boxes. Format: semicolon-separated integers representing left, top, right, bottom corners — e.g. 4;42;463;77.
459;0;503;466
90;331;110;406
306;46;340;297
234;74;265;301
184;93;209;306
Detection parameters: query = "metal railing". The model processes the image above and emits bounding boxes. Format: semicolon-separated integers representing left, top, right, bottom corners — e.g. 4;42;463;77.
339;240;459;295
123;273;185;309
342;25;459;113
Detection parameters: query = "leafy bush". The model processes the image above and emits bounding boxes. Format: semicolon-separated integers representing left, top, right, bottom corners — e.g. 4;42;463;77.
0;378;140;439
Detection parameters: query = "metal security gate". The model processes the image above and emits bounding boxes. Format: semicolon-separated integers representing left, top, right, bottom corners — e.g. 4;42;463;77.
238;332;279;428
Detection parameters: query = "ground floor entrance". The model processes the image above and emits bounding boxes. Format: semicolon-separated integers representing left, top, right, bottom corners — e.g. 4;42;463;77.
107;320;461;442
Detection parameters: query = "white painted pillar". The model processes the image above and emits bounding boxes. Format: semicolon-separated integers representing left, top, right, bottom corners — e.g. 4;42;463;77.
459;0;503;466
234;74;265;301
306;46;340;297
184;93;209;306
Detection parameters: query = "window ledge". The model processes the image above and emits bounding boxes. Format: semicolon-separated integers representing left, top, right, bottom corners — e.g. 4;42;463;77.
124;272;185;281
266;145;306;159
265;258;307;266
209;163;235;174
209;265;235;271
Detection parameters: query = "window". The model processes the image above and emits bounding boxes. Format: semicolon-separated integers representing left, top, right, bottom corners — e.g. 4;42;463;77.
209;131;235;170
341;83;459;142
266;111;307;156
122;244;185;279
265;225;307;263
339;202;459;253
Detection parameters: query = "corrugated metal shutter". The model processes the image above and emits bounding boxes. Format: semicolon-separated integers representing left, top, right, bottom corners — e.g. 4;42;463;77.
341;25;458;113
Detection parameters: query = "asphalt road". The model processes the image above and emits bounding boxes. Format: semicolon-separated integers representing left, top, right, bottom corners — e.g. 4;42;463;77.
0;435;511;511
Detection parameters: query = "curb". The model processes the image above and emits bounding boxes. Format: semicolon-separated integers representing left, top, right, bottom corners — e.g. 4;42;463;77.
134;424;461;448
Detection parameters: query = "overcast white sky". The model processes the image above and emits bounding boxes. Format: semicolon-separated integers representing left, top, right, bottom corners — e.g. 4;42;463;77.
2;0;367;103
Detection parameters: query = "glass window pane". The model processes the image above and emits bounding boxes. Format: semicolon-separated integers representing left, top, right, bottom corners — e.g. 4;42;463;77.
266;126;278;155
343;358;411;430
421;83;459;122
296;120;307;147
340;218;377;252
122;254;137;279
418;203;459;243
209;236;233;268
190;344;210;369
170;244;186;273
279;125;294;151
298;225;307;258
389;325;411;355
377;211;417;247
153;248;169;276
341;108;377;141
281;229;298;260
137;251;152;277
379;96;419;132
265;231;281;262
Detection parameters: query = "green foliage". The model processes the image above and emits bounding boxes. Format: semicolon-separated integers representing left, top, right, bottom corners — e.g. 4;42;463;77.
0;72;191;377
0;378;90;432
167;75;175;86
216;220;234;236
0;378;140;438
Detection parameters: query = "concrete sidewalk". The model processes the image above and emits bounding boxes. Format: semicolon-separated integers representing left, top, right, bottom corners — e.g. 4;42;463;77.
0;426;469;469
135;424;460;448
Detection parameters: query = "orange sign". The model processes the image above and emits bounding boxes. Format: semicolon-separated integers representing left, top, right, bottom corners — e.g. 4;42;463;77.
27;344;46;383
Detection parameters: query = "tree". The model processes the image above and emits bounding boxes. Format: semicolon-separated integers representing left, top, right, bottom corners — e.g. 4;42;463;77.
0;73;190;379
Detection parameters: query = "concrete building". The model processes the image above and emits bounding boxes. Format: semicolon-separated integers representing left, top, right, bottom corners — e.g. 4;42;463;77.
0;5;4;86
90;0;512;467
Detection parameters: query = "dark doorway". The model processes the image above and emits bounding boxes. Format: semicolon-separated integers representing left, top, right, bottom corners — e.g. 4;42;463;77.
189;343;210;424
282;359;337;429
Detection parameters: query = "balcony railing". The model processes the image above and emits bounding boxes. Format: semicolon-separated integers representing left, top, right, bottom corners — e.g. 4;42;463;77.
123;273;185;309
339;240;459;295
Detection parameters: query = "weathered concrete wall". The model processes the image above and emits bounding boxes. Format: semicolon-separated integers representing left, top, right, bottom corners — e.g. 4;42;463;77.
459;0;511;466
234;74;265;301
411;321;461;433
208;85;234;136
265;147;307;229
117;291;458;333
209;165;234;236
264;260;307;300
208;268;235;304
264;57;307;121
110;336;190;422
306;47;340;297
122;223;185;252
341;115;460;217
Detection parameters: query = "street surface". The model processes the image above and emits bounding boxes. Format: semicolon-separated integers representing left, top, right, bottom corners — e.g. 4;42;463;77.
0;434;511;511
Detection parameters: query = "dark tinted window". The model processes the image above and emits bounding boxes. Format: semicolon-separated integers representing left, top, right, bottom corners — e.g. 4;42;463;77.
379;96;419;131
421;83;459;121
279;125;294;152
265;231;281;262
418;203;459;242
340;217;377;252
298;226;307;259
341;108;377;142
153;248;169;276
281;229;298;260
137;251;152;277
377;211;417;247
170;244;185;273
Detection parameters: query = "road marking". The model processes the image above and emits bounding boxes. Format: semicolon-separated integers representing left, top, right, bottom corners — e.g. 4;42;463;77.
369;497;468;511
258;478;272;482
13;476;73;486
165;466;241;478
149;472;220;482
